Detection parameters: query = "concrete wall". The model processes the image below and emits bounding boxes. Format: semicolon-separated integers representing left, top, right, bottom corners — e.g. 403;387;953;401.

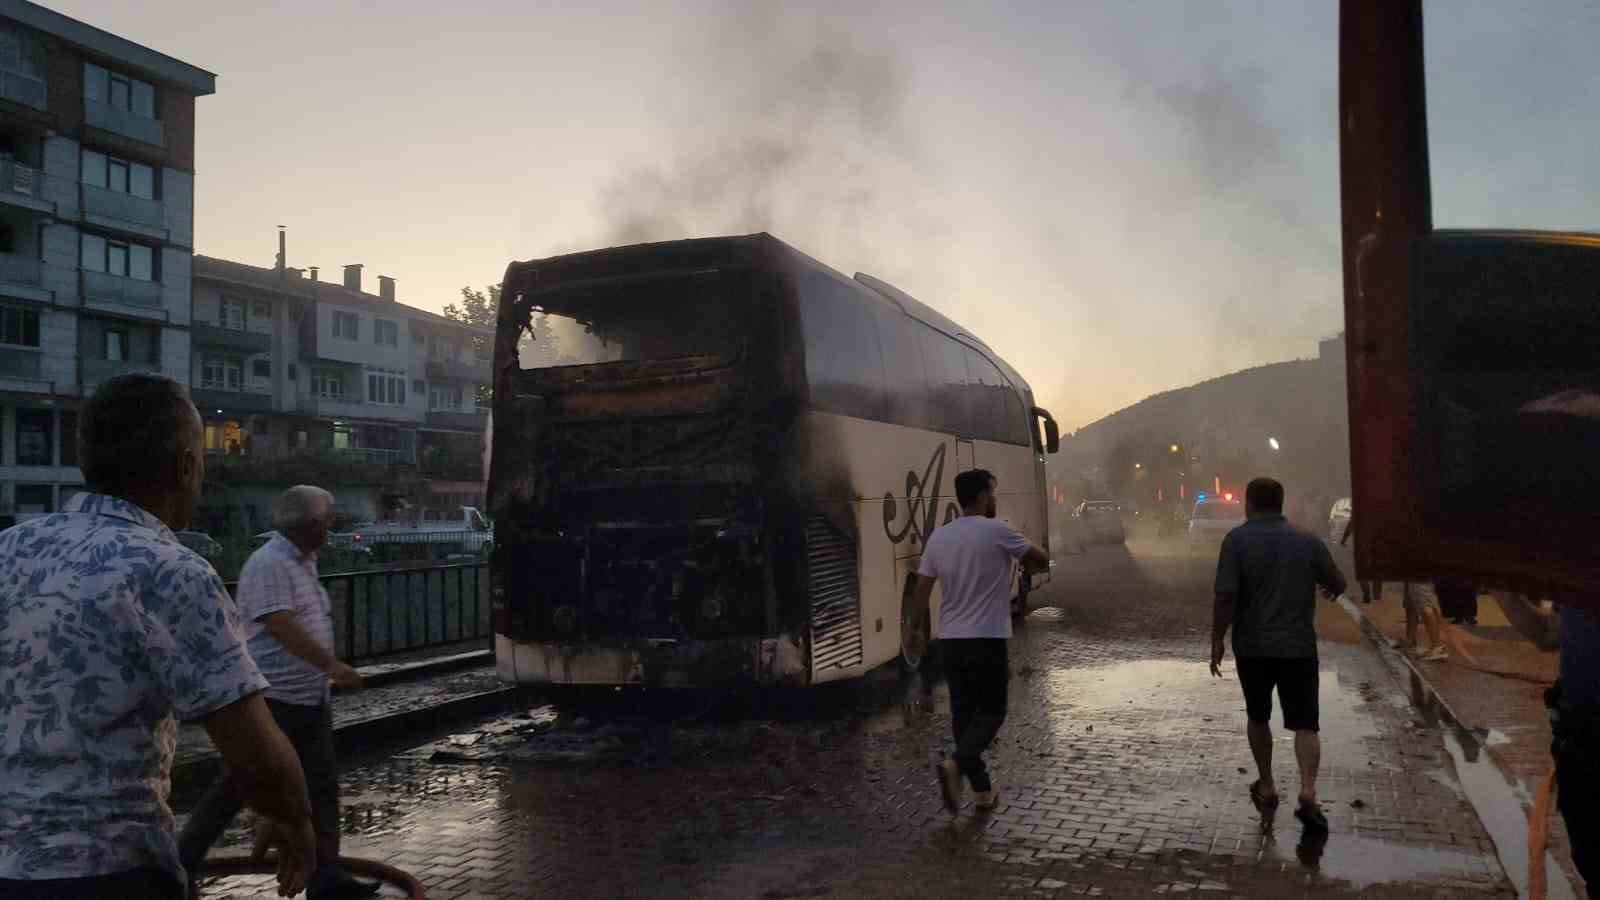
161;166;192;248
160;325;188;384
158;247;190;325
40;309;76;389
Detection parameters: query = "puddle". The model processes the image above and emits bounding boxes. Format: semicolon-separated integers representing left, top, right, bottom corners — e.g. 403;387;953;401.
1263;825;1492;890
1442;727;1577;900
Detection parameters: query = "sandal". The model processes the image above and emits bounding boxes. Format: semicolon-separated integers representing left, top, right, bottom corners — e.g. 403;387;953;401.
1295;800;1329;832
1249;780;1279;809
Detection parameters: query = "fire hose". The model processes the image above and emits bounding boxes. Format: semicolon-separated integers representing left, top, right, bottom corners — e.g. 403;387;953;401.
200;856;426;899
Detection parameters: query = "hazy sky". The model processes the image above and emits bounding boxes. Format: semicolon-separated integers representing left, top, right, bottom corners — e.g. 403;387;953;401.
51;1;1600;430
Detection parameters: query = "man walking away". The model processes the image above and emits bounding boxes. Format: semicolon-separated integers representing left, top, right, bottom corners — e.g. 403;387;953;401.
0;374;315;900
180;486;378;900
914;469;1050;814
1495;592;1599;894
1210;478;1347;832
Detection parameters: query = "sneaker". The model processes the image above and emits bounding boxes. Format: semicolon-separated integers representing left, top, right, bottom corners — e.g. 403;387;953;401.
973;789;998;811
934;758;963;814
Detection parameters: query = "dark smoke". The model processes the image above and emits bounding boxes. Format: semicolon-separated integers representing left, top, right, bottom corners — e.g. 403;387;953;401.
594;2;922;257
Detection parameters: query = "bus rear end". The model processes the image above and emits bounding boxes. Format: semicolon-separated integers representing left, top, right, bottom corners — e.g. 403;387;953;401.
486;237;809;688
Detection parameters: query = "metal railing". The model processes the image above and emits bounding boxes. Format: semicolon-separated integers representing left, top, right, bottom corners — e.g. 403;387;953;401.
83;269;163;308
226;562;491;662
82;182;164;231
84;98;166;147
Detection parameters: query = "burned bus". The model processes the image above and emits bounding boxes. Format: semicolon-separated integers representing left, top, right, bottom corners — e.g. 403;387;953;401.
485;234;1060;688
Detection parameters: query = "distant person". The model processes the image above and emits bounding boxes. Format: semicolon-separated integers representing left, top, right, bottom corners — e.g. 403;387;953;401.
1495;592;1599;893
180;486;377;900
0;374;315;900
1211;477;1347;832
914;469;1049;814
1338;515;1381;604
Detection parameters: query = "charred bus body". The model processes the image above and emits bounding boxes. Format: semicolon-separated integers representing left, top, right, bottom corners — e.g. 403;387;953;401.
487;234;1059;688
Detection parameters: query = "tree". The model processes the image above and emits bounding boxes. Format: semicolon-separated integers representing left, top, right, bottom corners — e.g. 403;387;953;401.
441;284;501;361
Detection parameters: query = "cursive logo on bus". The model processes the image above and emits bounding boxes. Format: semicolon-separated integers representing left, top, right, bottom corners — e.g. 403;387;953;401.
883;444;961;546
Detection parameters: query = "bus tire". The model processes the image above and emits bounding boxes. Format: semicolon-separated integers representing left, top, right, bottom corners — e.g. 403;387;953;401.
899;581;930;673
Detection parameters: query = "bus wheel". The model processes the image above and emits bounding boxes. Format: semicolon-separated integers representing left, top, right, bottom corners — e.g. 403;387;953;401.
900;587;930;672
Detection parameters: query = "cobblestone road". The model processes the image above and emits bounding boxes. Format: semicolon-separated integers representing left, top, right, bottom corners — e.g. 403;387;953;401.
189;539;1515;899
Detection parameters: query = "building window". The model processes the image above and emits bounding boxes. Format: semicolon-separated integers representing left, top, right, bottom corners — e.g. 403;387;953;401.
366;368;406;405
251;359;271;379
220;298;246;331
429;384;464;411
15;408;52;466
0;306;40;347
333;311;359;341
80;150;155;200
84;63;156;119
203;419;247;455
251;300;270;321
81;234;155;281
312;369;344;399
104;329;127;362
287;363;297;381
374;319;398;347
412;379;425;394
14;483;52;513
59;410;77;467
202;355;243;391
430;337;457;361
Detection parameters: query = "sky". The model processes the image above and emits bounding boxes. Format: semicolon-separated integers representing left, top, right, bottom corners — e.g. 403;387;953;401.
49;0;1600;431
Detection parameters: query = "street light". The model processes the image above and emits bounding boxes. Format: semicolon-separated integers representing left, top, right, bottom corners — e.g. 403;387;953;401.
1134;462;1143;470
1268;437;1281;451
1169;443;1180;453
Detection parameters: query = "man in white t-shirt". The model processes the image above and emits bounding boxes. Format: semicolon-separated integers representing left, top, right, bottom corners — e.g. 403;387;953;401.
914;468;1050;813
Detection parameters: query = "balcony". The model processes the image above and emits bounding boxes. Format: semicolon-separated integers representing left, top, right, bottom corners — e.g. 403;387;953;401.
425;357;491;382
0;347;42;379
0;160;54;214
0;69;46;111
193;322;272;354
206;449;421;488
82;270;163;315
81;184;165;239
425;408;487;431
84;98;166;148
0;252;41;292
81;358;158;394
332;447;417;465
193;387;274;413
298;394;369;420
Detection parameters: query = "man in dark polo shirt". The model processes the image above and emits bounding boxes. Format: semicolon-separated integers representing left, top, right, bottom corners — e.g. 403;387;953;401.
1210;478;1347;831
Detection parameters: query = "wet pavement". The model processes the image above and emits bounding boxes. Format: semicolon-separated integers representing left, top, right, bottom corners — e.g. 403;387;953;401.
187;538;1517;899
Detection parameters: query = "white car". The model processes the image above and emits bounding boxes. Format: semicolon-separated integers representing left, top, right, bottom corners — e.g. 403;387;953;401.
1328;497;1352;543
1188;498;1246;549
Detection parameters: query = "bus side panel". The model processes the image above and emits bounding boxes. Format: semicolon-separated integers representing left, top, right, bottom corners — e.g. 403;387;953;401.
796;411;963;675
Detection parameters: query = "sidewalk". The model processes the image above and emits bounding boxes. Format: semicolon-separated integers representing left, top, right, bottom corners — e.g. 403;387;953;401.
171;646;514;799
1344;579;1578;890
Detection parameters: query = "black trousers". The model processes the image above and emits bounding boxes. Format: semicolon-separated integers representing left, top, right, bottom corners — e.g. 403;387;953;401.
178;700;340;879
1556;740;1598;890
0;867;183;900
943;638;1009;793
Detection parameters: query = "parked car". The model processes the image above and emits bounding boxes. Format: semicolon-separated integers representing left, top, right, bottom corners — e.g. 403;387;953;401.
1188;498;1246;550
1073;500;1126;544
174;530;222;558
1328;497;1353;542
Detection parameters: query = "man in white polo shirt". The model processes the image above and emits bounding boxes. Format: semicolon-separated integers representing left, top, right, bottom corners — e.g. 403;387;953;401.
179;486;378;900
913;468;1049;814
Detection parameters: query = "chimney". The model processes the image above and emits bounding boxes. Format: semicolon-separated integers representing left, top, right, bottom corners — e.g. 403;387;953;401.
308;266;319;282
275;226;286;271
343;264;362;292
378;275;395;302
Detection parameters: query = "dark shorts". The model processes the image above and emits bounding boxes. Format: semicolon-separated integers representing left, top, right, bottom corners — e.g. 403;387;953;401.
1237;656;1320;732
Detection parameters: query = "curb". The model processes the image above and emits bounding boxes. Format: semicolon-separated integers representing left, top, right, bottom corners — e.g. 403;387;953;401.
349;648;495;690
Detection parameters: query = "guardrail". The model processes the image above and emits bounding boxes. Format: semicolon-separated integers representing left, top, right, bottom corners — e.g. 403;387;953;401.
226;561;490;662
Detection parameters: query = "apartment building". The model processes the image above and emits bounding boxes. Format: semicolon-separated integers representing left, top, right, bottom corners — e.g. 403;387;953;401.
191;247;491;532
0;0;210;517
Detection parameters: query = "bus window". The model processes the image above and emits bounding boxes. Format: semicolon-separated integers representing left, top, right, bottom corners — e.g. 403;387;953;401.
962;347;1006;443
918;326;971;436
797;271;886;420
1003;388;1029;447
873;304;932;429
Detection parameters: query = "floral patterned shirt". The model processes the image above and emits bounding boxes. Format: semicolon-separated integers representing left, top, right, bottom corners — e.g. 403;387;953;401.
0;493;267;883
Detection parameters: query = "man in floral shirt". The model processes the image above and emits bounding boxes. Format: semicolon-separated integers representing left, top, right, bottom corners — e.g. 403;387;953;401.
0;374;317;899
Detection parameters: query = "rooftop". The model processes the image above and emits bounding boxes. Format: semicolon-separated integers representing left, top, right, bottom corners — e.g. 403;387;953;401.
193;255;490;334
0;0;216;95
